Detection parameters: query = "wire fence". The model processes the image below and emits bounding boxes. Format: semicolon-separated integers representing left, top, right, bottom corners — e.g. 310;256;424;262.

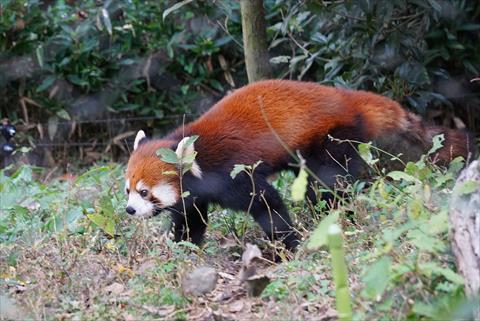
14;113;195;148
4;113;196;153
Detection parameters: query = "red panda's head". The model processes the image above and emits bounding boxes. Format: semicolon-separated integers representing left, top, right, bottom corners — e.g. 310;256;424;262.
124;130;202;217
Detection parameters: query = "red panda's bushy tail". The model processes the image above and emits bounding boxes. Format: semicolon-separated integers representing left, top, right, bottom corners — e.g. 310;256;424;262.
396;111;476;165
424;124;475;164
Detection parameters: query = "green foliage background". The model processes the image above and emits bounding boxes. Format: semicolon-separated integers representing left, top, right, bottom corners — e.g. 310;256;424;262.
1;1;479;320
0;0;478;164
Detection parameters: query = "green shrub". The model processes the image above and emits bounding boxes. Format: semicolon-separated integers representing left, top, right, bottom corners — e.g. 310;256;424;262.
1;1;478;159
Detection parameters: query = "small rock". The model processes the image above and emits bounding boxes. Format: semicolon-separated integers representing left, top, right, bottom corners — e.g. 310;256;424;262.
228;300;244;313
0;294;30;320
182;266;218;296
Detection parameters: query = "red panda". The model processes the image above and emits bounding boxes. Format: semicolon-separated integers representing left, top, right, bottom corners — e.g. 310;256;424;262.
125;80;474;250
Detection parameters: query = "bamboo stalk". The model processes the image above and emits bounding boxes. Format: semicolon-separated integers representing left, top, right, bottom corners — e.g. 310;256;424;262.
328;224;353;321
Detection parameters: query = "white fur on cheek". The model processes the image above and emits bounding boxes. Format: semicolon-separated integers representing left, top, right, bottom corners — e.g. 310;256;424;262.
127;191;154;218
152;183;178;207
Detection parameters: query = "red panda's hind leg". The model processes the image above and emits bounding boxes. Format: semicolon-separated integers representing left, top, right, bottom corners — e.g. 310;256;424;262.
249;182;300;250
304;121;368;206
222;174;300;250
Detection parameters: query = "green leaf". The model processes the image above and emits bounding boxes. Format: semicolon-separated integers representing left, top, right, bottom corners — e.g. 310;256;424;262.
387;171;419;183
362;256;392;299
87;213;115;237
291;168;308;202
48;116;59;140
157;148;179;164
36;45;44;68
101;8;112;35
412;302;437;318
181;191;190;198
52;207;84;232
37;76;56;92
307;211;340;250
163;0;194;21
230;164;246;179
64;208;83;230
428;134;445;155
418;262;464;285
456;180;479;195
99;195;114;217
56;109;70;120
75;166;110;183
407;229;445;252
427;211;448;235
182;135;199;148
358;143;378;166
67;75;88;87
396;62;430;85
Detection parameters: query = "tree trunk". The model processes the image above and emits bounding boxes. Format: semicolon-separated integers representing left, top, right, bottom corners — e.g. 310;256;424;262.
240;0;272;83
449;159;480;317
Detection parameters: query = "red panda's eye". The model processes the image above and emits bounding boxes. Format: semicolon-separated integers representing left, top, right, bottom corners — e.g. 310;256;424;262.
126;188;130;195
140;189;148;198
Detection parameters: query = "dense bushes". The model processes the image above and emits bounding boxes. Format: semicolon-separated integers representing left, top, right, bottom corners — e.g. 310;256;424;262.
0;0;478;165
266;0;480;127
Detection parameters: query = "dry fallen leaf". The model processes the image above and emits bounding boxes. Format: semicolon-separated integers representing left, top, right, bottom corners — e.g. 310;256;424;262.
242;243;262;266
239;243;263;281
239;243;271;297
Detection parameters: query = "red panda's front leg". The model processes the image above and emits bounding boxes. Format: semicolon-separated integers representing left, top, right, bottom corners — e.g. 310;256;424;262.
171;202;209;245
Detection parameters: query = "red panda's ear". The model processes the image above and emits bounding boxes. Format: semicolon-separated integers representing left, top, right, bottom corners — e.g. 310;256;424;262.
133;130;146;150
175;137;202;178
175;136;195;160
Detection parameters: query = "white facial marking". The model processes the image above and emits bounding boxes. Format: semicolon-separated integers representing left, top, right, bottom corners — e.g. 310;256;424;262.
136;180;148;191
152;182;178;207
133;130;146;150
126;180;154;218
127;191;154;218
175;136;203;179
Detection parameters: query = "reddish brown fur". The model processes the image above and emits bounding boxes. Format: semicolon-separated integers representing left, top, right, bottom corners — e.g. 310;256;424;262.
168;82;401;165
128;79;474;192
126;140;178;193
125;80;474;249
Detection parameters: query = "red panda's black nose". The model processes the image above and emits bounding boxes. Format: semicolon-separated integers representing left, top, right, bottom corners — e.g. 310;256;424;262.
126;206;136;215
